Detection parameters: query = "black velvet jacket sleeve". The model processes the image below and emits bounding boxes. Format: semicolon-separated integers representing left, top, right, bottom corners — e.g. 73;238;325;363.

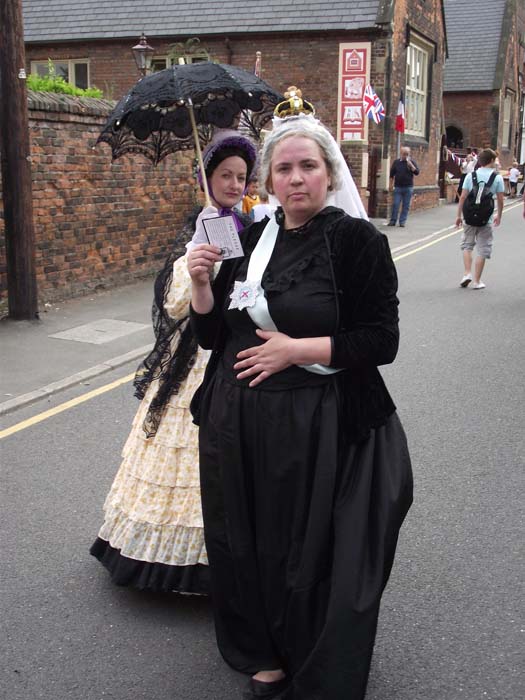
328;216;399;369
323;213;399;439
189;302;222;350
189;258;240;350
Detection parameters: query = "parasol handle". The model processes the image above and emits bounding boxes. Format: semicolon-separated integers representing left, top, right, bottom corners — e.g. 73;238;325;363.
187;99;212;208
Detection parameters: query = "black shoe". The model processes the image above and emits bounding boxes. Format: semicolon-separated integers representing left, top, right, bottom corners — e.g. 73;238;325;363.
243;677;289;699
387;221;396;226
399;223;405;227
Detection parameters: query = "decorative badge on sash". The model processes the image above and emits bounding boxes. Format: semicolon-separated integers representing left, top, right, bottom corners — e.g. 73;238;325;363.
226;214;340;376
228;280;261;310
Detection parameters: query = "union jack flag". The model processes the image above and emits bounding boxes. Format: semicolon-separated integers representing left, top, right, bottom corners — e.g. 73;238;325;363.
363;84;385;124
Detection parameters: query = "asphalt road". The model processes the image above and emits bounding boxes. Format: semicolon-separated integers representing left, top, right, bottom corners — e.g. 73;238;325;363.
2;203;524;700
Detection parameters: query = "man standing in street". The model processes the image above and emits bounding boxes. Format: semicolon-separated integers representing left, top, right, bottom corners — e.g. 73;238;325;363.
455;148;504;290
388;146;420;227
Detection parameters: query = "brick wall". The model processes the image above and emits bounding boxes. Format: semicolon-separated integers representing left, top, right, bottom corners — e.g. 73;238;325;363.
25;34;377;215
497;3;521;166
445;87;520;171
11;20;449;307
26;20;447;219
445;92;499;152
25;34;362;131
444;0;521;169
0;91;197;308
373;0;447;216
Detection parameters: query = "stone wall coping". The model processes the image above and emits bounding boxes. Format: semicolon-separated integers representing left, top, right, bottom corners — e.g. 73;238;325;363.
27;90;116;117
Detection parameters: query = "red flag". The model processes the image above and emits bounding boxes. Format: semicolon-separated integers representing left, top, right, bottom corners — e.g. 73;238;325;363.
395;90;405;133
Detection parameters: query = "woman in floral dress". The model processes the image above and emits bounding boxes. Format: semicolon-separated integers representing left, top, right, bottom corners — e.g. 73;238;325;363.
90;130;258;593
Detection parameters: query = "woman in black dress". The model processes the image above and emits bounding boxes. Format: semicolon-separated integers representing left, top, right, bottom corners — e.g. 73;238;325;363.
187;102;413;699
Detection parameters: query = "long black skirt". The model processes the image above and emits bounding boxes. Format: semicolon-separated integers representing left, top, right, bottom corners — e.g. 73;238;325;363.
199;372;413;700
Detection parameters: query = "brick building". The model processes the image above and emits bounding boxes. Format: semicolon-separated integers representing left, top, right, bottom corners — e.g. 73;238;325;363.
0;92;196;309
23;0;448;217
443;0;524;168
517;0;525;161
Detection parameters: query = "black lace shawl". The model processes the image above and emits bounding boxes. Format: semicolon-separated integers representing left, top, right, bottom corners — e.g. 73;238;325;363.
133;207;251;438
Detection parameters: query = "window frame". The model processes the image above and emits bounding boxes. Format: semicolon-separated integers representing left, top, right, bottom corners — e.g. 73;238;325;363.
151;55;209;72
151;57;169;72
501;89;514;149
30;59;91;89
405;33;433;139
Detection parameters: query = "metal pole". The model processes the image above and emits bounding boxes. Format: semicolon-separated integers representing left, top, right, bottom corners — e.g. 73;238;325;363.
0;0;38;319
177;55;211;209
187;99;212;208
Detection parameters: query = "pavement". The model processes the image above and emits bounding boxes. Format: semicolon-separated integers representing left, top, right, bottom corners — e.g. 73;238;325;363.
0;199;477;416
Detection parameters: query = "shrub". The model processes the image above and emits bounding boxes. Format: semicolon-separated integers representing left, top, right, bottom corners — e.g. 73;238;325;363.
27;60;103;98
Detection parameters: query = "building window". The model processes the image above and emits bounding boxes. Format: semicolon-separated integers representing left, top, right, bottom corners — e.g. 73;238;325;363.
502;91;514;149
31;59;90;89
151;57;169;72
405;35;432;137
152;55;208;72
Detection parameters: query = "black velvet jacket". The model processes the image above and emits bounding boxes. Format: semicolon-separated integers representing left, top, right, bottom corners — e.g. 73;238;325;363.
190;207;399;442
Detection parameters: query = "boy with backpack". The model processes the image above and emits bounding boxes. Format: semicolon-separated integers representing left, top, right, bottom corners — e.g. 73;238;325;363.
455;148;504;289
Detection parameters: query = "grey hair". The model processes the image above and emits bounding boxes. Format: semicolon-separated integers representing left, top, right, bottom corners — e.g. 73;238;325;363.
259;116;343;195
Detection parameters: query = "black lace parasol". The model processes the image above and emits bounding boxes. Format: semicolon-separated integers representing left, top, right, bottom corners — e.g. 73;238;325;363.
97;62;283;167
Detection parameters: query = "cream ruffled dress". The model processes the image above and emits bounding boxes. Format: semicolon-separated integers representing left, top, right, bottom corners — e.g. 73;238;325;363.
90;255;210;593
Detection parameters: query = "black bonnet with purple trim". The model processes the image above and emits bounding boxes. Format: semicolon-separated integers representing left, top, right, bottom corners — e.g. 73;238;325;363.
197;130;258;189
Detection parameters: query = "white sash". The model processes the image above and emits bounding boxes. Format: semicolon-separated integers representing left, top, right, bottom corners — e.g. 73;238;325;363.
238;216;341;376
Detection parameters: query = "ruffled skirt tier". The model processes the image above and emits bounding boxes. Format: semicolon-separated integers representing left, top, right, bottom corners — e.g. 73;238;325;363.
90;347;210;594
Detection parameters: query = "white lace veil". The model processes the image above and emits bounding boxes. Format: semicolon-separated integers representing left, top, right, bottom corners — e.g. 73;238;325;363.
264;114;368;221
